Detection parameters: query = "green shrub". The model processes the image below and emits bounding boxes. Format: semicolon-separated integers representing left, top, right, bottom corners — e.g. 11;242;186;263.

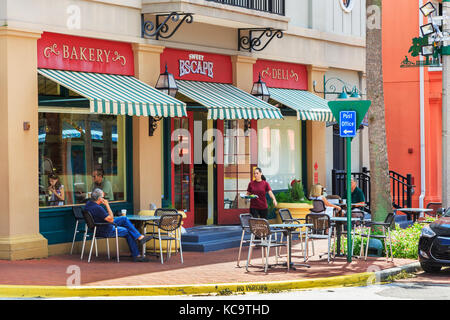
338;219;436;259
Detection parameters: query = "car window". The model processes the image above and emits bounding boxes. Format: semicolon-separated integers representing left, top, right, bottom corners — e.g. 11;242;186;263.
444;208;450;217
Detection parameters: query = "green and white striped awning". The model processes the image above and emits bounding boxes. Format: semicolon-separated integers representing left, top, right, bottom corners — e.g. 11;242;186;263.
269;88;335;122
176;80;283;120
38;68;187;117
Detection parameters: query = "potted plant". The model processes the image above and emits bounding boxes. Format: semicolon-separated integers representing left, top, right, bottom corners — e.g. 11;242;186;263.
268;179;312;224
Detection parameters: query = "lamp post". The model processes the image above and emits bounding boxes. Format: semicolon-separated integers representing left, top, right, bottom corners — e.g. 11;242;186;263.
417;1;450;208
312;77;365;100
442;0;450;209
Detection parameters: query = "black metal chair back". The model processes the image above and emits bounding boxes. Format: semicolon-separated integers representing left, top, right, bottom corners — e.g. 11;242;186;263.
384;212;396;226
310;199;327;213
154;208;179;216
239;213;252;230
306;213;331;233
248;218;271;238
73;206;84;220
278;208;294;223
82;209;96;231
426;202;443;218
158;213;182;232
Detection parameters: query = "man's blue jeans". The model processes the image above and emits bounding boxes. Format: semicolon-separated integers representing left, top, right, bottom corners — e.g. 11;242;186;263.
98;216;142;257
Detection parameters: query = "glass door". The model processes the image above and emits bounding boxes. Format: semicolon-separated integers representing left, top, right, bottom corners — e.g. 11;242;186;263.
171;113;195;228
217;119;257;225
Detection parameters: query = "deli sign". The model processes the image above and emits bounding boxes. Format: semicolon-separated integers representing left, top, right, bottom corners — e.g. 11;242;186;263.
37;32;134;75
253;59;307;90
161;48;232;83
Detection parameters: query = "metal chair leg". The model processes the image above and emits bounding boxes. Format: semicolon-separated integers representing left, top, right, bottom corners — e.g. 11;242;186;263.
115;229;120;263
237;230;245;267
365;229;371;260
106;238;110;260
159;230;164;264
80;228;88;260
388;227;393;262
246;235;254;272
88;228;97;263
178;232;184;264
70;220;79;255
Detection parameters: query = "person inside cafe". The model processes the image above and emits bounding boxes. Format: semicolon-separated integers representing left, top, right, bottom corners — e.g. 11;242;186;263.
47;173;65;206
350;177;366;207
246;167;277;219
309;184;342;217
91;169;114;201
85;188;152;262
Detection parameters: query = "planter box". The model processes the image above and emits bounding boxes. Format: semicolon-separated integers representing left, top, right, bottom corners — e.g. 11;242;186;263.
269;202;313;231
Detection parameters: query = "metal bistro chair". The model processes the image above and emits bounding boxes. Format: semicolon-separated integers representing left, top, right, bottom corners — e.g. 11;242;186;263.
81;209;122;263
237;213;252;267
144;208;179;255
70;206;91;257
246;218;287;273
153;213;184;264
305;213;336;263
278;208;306;252
359;212;396;262
418;202;444;223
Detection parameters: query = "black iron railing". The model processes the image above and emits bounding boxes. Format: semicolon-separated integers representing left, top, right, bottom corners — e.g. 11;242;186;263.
331;167;414;211
206;0;285;16
331;168;371;209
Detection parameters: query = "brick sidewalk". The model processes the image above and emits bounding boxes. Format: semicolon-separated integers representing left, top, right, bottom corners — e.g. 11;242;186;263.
0;240;416;287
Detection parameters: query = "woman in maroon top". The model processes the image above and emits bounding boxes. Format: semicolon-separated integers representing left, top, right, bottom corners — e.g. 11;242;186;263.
246;168;278;219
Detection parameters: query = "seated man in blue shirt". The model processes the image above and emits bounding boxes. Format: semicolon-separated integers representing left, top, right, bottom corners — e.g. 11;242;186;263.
85;188;152;262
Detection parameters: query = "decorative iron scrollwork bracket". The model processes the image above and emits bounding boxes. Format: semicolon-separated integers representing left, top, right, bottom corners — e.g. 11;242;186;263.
148;116;163;136
238;28;284;52
142;12;194;40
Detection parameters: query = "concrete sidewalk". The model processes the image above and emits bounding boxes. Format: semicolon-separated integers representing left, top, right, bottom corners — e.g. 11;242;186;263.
0;240;419;297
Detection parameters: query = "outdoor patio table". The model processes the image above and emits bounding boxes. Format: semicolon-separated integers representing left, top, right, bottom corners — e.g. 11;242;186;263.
395;208;433;223
330;217;360;258
270;223;313;271
127;215;161;257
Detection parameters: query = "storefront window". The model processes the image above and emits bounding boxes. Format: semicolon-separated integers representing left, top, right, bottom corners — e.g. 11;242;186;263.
223;120;251;209
258;117;301;191
38;112;126;207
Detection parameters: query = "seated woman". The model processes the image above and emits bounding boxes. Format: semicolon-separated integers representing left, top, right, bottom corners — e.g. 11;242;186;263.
47;173;64;206
309;184;342;217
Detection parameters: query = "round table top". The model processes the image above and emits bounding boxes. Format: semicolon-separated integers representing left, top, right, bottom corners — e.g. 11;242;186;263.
396;208;433;212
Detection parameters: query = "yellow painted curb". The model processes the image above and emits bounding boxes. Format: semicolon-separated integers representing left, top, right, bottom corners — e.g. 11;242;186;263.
0;272;376;298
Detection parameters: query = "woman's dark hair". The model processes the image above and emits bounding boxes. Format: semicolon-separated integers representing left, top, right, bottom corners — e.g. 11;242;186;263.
48;173;61;189
255;167;266;181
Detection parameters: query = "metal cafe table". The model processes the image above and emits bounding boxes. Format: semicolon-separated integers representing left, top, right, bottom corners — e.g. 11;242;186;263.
126;214;161;257
330;216;361;258
270;223;313;271
396;207;433;223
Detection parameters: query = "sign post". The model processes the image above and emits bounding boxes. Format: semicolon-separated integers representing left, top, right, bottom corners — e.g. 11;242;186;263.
328;101;371;263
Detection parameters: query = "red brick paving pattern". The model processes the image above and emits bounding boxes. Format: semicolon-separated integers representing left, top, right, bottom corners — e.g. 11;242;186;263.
0;240;417;287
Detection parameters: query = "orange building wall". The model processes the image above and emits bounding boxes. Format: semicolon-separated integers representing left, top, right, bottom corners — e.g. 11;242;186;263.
382;0;442;207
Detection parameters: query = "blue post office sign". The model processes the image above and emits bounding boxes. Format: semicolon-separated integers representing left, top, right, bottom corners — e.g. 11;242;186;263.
339;111;357;137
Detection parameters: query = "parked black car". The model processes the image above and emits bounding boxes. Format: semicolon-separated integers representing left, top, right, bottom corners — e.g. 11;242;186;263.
418;208;450;273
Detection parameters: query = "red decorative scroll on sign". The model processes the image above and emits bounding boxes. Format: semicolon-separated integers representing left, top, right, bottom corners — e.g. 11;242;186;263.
37;32;134;76
161;48;232;84
253;59;308;90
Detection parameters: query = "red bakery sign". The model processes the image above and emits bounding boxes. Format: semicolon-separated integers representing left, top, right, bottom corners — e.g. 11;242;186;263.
253;59;308;90
37;32;134;76
161;48;232;83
